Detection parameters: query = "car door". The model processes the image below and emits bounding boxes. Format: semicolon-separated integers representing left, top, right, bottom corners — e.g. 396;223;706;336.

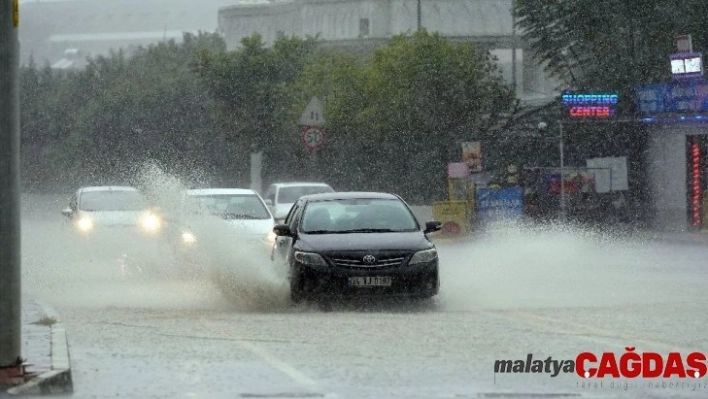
273;200;302;263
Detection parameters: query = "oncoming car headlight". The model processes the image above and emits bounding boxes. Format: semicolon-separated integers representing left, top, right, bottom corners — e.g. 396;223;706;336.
139;212;162;233
265;231;276;245
409;248;438;265
181;231;197;245
76;216;94;232
294;251;327;267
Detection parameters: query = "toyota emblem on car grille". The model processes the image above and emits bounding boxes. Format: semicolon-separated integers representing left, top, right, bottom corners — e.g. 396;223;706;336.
362;255;377;264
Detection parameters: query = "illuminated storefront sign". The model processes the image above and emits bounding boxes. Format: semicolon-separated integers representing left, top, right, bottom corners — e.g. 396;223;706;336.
636;81;708;121
670;53;703;79
561;92;618;119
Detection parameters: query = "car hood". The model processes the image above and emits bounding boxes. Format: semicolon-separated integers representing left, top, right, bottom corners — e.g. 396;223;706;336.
76;210;145;226
295;231;432;252
224;218;274;237
179;216;274;238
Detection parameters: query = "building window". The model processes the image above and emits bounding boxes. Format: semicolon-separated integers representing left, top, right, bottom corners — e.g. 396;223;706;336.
359;18;370;37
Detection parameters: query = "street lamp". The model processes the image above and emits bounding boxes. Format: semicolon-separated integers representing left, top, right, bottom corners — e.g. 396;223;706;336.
417;0;422;31
538;121;566;222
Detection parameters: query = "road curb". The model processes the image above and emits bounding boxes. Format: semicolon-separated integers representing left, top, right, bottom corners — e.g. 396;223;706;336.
6;302;73;396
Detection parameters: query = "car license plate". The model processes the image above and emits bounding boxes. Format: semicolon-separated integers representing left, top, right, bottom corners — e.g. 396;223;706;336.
347;276;392;287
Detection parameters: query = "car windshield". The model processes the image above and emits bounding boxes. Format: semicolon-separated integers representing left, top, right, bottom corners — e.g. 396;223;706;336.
78;190;148;212
191;194;271;220
300;198;418;233
277;185;333;204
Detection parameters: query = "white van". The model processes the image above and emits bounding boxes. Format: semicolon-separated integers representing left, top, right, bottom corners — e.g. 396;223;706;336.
263;182;334;222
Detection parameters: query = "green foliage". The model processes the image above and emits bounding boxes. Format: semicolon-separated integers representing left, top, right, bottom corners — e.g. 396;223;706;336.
286;30;515;200
22;31;515;202
515;0;708;94
194;34;319;150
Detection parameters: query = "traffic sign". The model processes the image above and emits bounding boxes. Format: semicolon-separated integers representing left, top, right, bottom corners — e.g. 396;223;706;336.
298;96;325;126
301;126;326;150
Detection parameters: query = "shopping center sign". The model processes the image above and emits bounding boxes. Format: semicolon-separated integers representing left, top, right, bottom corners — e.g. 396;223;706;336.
561;92;619;119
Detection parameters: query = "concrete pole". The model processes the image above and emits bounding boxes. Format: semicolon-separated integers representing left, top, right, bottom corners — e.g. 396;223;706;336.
0;0;22;367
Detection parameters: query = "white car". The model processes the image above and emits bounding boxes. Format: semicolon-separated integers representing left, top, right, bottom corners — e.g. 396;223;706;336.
262;182;334;222
172;188;276;263
61;186;167;276
61;186;163;236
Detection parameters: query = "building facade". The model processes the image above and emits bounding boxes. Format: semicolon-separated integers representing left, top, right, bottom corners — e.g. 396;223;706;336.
18;0;238;69
218;0;561;100
639;81;708;231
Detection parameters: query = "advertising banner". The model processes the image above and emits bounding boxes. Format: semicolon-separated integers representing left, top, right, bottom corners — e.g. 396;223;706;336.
447;162;470;179
545;171;596;194
461;142;482;172
476;187;524;222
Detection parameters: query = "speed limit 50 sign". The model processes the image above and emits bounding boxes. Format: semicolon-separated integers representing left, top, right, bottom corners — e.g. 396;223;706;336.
301;126;326;150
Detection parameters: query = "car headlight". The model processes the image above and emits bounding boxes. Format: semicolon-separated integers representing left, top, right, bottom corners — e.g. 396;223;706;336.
181;231;197;245
265;231;276;245
76;216;94;232
139;212;162;233
294;251;327;267
409;248;438;265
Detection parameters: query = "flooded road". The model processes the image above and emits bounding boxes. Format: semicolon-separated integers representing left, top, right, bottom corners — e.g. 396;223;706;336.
20;194;708;399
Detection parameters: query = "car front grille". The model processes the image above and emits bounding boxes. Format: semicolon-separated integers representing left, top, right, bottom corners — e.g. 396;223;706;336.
329;254;407;268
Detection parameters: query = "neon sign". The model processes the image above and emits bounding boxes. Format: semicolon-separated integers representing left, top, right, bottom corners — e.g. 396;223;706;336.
561;92;618;119
690;137;702;228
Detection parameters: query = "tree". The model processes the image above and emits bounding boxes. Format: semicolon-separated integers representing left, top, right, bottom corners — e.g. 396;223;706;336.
194;34;319;152
287;30;515;201
514;0;708;97
20;32;228;189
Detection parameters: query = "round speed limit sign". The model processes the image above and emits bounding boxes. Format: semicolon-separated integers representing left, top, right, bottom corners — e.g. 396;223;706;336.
301;126;326;150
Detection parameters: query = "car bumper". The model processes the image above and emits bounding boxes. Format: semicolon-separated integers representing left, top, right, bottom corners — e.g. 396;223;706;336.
293;261;439;299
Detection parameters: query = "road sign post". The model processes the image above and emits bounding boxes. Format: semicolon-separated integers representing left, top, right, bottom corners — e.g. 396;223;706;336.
298;97;326;180
0;0;22;367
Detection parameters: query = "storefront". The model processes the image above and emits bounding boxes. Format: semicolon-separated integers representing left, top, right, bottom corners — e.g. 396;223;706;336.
638;81;708;231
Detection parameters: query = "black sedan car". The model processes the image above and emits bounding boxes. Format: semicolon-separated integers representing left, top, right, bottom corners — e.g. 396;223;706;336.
271;192;442;303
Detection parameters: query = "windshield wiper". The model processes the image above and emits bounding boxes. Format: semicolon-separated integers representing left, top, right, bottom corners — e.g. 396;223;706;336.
303;230;334;234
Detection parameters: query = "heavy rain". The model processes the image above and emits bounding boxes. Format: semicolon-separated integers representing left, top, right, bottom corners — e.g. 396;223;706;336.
3;1;708;399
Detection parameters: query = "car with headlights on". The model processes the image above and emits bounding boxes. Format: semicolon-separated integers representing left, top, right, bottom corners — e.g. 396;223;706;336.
170;188;276;268
271;192;442;304
62;186;163;236
61;186;167;274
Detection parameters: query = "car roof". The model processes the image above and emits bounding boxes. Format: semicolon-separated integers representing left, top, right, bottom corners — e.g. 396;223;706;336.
299;191;400;201
79;186;139;193
271;182;332;188
186;188;258;196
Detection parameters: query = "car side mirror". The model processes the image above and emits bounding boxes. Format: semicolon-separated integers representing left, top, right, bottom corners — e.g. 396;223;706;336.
264;199;273;206
273;224;292;237
61;207;73;218
424;220;442;234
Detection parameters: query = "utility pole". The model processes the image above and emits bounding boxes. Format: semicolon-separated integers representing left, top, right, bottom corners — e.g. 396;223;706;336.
511;0;517;96
417;0;422;31
0;0;22;367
